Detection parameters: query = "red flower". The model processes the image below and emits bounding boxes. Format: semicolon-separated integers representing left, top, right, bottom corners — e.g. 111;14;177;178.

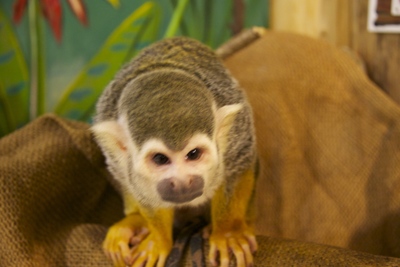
13;0;88;42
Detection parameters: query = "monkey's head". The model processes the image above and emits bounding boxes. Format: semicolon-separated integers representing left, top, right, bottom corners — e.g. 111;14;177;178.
92;69;242;208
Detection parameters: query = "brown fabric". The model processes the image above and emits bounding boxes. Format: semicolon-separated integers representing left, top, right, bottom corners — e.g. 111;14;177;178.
188;236;400;267
224;31;400;257
2;31;400;266
0;115;122;267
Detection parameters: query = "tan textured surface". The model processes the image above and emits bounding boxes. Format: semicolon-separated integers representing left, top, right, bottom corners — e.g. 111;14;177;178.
2;31;400;266
224;31;400;257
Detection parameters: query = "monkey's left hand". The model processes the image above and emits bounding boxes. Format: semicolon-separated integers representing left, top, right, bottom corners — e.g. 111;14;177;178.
208;169;258;267
207;223;257;267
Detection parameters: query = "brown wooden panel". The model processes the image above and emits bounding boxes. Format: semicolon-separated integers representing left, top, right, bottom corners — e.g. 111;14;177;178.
269;0;400;105
350;1;400;104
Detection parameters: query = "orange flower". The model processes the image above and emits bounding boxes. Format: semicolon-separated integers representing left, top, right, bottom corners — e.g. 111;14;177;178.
13;0;88;42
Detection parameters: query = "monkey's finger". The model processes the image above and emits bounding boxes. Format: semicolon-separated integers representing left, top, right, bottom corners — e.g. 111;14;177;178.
130;228;150;245
109;250;124;267
228;238;246;267
155;254;168;267
102;239;114;259
142;241;158;267
116;251;126;267
144;257;156;267
245;234;258;253
131;237;154;267
238;237;254;267
132;251;147;267
208;242;218;266
136;227;149;236
114;242;128;266
219;247;230;267
127;247;141;266
118;242;134;265
209;240;230;267
144;253;158;267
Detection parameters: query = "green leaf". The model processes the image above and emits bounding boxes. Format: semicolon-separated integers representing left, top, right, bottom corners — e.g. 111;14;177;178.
125;1;162;61
29;0;46;118
164;0;189;38
0;7;30;136
178;0;233;48
54;2;158;121
204;0;232;48
0;83;12;136
179;0;204;41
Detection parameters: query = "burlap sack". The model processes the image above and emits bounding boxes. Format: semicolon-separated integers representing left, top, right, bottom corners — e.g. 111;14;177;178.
224;31;400;257
2;31;400;266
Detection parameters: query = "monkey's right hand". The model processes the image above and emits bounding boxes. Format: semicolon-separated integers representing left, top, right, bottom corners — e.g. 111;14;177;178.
103;213;149;267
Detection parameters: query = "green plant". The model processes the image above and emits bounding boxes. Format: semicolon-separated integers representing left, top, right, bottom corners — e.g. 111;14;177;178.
54;2;159;122
0;0;267;138
0;8;29;135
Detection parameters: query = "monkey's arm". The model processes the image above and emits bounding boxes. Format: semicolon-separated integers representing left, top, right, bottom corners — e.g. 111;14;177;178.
92;121;175;266
103;192;174;267
209;168;257;267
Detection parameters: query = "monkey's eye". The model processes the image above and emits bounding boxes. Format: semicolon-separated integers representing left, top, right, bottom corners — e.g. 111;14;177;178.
186;148;202;161
152;153;170;165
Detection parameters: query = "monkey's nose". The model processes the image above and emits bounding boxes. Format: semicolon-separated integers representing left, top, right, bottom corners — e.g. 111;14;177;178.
157;176;204;203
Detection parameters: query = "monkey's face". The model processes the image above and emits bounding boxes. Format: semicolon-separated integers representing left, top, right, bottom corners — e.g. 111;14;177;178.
92;103;243;209
132;133;221;208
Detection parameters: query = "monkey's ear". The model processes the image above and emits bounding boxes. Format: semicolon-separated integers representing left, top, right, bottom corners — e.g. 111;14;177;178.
215;104;243;154
91;121;130;157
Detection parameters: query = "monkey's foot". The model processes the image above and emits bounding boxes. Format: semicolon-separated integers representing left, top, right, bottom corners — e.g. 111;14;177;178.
208;225;257;267
128;232;172;267
103;214;149;267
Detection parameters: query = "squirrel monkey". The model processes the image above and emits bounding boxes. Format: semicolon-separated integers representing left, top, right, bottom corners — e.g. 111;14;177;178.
92;37;257;267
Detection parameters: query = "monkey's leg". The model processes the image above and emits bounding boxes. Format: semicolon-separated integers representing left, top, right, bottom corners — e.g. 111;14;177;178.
209;169;257;267
129;207;174;267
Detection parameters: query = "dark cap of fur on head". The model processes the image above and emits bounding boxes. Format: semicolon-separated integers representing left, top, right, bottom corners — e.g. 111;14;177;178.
119;69;216;150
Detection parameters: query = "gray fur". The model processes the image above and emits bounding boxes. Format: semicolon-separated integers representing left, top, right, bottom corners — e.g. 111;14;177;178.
94;37;256;190
119;69;215;150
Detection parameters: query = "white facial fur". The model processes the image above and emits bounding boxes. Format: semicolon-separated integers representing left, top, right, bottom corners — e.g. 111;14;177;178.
132;133;221;208
92;118;222;209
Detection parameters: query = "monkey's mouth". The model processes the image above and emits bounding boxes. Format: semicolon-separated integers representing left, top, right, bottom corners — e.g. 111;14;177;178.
157;176;205;204
160;190;203;204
